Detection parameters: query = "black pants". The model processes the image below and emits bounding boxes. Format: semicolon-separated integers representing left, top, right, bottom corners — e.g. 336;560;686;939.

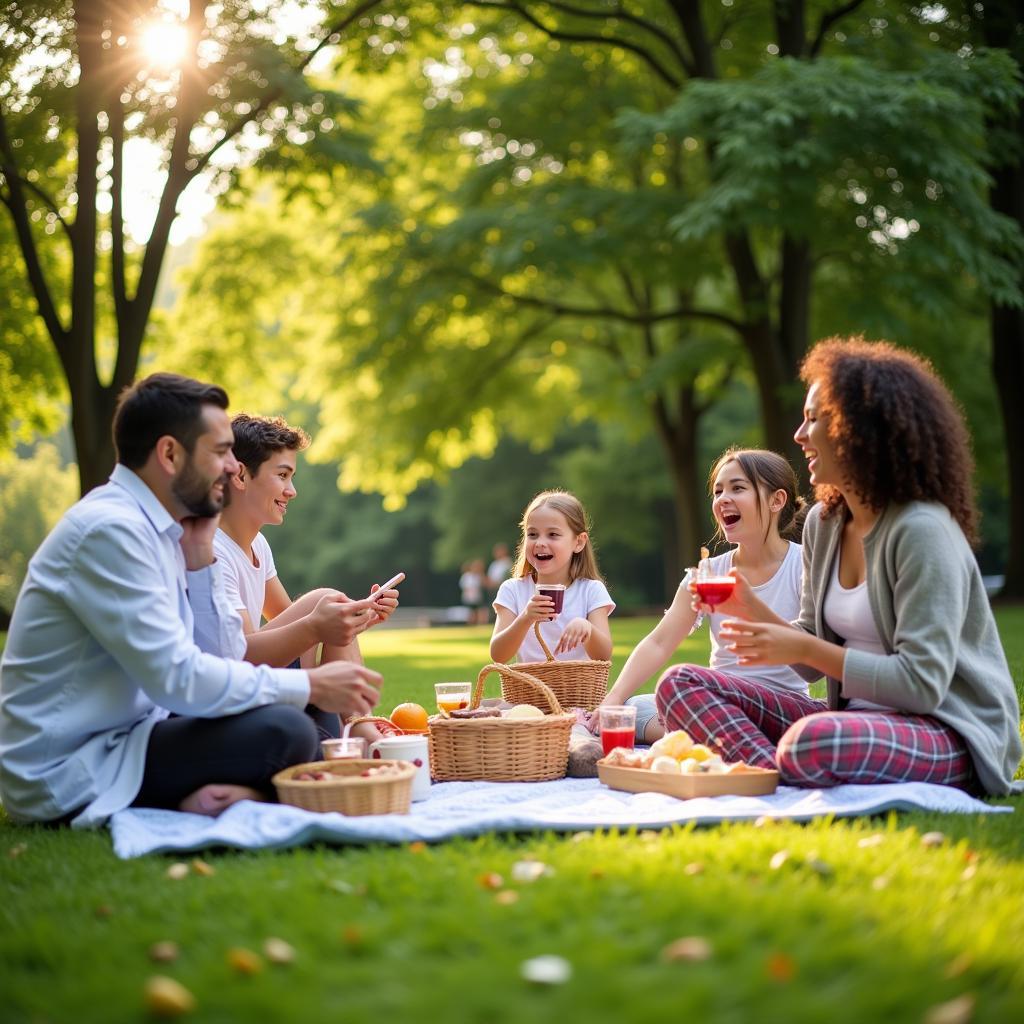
132;705;319;810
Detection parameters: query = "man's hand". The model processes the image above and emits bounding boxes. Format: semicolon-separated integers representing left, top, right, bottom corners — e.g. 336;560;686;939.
310;592;374;647
307;661;383;718
180;515;220;571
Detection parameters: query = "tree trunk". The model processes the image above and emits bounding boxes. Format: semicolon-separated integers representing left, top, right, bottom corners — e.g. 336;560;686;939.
981;4;1024;599
650;385;704;602
990;143;1024;597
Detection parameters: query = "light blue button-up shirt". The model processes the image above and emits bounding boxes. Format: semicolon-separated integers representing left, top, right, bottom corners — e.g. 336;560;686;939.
0;464;309;827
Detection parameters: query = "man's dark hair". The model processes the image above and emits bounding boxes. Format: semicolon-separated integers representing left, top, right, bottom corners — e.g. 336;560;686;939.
113;373;229;470
231;414;310;476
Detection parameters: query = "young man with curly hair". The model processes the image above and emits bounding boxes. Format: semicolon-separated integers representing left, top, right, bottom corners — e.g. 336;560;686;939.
213;414;399;742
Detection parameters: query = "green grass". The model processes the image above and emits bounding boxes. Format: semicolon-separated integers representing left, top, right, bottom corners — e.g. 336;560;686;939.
2;612;1024;1023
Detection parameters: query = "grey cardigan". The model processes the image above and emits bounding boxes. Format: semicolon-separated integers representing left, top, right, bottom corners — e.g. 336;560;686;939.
794;502;1023;795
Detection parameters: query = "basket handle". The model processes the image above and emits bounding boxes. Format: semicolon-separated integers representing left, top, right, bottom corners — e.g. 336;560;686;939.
344;715;406;737
474;663;564;715
532;621;557;663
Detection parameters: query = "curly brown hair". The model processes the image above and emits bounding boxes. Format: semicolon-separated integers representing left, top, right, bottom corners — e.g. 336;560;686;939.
799;337;978;545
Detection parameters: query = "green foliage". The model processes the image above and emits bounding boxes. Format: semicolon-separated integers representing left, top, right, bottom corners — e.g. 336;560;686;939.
0;443;77;612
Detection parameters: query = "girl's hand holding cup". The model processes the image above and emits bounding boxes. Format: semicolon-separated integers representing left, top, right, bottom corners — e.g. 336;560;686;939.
523;591;556;623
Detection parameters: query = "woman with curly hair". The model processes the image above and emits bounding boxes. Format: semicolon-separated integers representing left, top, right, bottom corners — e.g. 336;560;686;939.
656;337;1022;794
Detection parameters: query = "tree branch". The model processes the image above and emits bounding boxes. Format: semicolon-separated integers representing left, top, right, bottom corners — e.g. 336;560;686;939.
11;176;71;241
109;94;128;328
809;0;868;58
187;0;388;183
0;107;68;354
665;0;717;79
461;270;745;332
531;0;693;77
467;1;683;89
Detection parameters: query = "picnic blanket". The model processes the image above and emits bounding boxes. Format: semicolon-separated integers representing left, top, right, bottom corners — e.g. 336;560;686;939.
109;778;1011;858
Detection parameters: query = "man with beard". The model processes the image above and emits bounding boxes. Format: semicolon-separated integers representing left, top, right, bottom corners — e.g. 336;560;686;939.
0;373;382;828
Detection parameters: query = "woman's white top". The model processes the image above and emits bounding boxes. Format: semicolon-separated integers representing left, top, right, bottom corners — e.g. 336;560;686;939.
823;557;891;710
493;577;615;663
212;530;277;627
686;542;808;694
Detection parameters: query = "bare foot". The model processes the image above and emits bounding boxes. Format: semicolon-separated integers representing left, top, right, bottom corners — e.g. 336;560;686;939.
179;784;266;816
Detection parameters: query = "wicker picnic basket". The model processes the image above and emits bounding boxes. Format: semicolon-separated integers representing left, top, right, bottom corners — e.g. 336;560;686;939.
272;759;415;815
429;664;574;782
501;622;611;713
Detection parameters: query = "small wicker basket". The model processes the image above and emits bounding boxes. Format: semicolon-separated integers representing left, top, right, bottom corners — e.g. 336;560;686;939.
272;759;415;815
429;664;574;782
501;622;611;713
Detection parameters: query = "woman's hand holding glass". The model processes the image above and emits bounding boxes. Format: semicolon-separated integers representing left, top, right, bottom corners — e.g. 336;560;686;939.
719;619;808;666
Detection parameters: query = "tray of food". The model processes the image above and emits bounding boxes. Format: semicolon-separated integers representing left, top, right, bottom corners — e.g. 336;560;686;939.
597;730;779;799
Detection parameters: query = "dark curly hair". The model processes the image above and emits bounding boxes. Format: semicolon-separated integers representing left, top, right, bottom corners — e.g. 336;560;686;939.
799;337;978;545
231;413;310;476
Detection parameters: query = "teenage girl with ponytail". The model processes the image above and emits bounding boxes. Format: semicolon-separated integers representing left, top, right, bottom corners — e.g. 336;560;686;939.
588;448;808;744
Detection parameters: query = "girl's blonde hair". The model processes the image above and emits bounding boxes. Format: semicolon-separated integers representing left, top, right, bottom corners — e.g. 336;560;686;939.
707;447;808;548
512;490;603;583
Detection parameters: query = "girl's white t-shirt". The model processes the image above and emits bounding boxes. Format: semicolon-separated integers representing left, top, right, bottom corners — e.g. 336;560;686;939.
684;542;808;694
212;530;277;627
494;577;615;663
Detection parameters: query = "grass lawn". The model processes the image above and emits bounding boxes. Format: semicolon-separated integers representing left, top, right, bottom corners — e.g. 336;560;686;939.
2;610;1023;1023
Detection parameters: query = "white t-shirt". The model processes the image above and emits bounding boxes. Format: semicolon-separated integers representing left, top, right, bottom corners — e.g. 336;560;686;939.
493;577;615;663
487;555;512;588
460;570;484;605
684;542;808;694
213;530;277;627
823;558;891;711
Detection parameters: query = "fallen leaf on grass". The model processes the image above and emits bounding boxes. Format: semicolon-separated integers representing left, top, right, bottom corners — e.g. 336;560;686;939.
227;947;263;975
960;864;977;881
661;937;712;963
94;904;114;918
857;833;884;848
520;955;572;985
148;941;180;964
263;938;296;964
191;858;215;877
166;863;189;881
683;862;703;876
408;841;427;854
765;951;797;982
8;842;28;858
944;952;973;980
495;890;519;906
921;831;946;848
588;866;604;880
769;850;790;871
511;859;554;883
872;875;891;891
144;975;196;1017
924;993;975;1024
341;925;364;949
477;872;504;890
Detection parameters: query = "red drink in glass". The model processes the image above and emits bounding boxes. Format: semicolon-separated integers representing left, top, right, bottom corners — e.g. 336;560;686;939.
536;585;565;614
695;577;735;607
601;727;635;757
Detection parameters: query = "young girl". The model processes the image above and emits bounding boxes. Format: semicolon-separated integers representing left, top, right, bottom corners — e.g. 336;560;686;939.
490;490;614;664
590;449;807;743
658;338;1023;794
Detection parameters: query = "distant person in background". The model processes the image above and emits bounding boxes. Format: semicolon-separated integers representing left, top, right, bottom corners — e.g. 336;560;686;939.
487;542;512;594
0;374;381;827
215;413;400;742
459;558;489;625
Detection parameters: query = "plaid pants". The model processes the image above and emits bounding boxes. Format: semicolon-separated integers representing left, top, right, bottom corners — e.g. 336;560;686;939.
655;665;975;789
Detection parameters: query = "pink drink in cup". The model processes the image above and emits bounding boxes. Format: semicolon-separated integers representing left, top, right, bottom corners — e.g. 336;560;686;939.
694;577;735;607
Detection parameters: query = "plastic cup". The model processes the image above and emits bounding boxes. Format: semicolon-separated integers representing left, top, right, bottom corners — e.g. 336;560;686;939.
435;681;472;715
535;582;565;616
598;705;637;757
321;736;367;760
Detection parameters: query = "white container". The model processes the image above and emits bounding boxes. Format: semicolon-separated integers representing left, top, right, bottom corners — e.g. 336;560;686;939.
368;734;431;801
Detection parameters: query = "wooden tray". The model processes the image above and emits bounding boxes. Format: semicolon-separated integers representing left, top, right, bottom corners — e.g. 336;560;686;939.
597;760;779;799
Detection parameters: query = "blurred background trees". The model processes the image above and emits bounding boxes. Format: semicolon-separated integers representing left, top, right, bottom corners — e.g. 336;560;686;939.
2;1;1022;615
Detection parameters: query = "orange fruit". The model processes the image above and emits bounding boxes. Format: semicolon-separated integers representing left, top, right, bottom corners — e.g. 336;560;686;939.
390;702;429;732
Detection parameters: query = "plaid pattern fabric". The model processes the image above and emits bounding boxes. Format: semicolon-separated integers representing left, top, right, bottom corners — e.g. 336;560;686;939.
655;665;974;789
